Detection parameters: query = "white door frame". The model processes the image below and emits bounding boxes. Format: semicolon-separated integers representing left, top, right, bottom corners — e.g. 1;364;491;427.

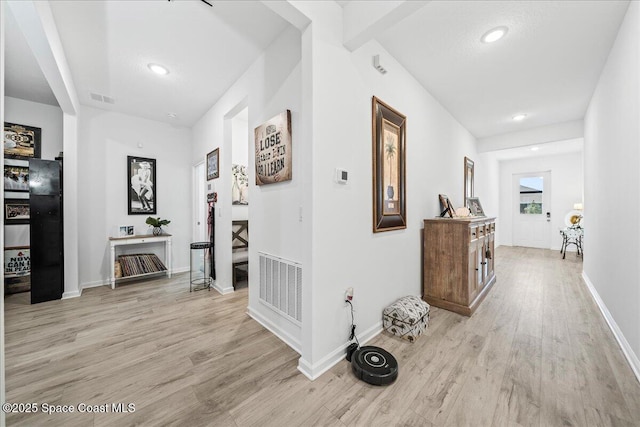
192;161;206;243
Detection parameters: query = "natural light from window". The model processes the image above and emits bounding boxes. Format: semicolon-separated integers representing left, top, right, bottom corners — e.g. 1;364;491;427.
520;176;543;214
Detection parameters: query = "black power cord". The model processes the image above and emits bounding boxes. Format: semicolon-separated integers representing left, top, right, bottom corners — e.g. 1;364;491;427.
345;299;360;347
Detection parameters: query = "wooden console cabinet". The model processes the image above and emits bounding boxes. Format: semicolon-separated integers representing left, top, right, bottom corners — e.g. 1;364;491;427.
423;217;496;316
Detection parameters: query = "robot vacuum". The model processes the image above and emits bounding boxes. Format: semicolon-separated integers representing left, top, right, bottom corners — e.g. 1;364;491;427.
350;345;398;386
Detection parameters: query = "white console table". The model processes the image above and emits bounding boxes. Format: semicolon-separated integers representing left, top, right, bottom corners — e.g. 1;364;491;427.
109;234;172;289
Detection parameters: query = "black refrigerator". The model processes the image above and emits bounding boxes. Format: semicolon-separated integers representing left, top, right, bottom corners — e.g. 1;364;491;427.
29;158;64;304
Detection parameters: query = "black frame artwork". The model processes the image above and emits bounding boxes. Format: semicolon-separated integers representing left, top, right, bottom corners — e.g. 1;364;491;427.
127;156;157;215
4;198;30;225
207;148;219;181
4;122;42;160
4;161;30;192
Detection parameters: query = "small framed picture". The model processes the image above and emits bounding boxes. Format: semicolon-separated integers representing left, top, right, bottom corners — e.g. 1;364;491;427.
4;160;30;192
207;148;219;180
439;194;457;218
4;199;30;224
467;197;485;217
118;225;135;237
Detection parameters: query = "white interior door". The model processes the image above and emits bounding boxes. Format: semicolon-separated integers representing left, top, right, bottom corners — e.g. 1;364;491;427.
193;162;206;242
512;171;552;248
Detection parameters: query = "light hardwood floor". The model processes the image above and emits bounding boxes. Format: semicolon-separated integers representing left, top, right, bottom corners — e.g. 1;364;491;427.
4;247;640;426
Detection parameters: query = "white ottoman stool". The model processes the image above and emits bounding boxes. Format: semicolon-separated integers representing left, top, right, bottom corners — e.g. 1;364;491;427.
383;295;430;342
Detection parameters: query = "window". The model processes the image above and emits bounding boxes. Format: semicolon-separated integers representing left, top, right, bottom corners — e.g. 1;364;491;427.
519;176;543;214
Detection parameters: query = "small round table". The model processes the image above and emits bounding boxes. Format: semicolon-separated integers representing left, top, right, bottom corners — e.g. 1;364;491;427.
190;242;213;292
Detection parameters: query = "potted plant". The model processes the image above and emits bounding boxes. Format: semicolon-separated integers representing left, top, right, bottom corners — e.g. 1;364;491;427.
146;217;170;236
385;141;396;200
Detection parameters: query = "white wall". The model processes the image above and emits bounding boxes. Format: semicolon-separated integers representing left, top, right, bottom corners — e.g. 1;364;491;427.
498;151;583;250
583;2;640;376
191;26;305;347
4;96;64;247
77;106;192;289
293;1;498;378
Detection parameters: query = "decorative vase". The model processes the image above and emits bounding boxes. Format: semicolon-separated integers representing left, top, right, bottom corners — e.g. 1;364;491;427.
387;185;395;200
232;176;241;204
153;227;162;236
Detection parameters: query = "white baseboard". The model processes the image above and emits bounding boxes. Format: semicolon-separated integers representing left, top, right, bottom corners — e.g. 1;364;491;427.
247;306;302;354
212;282;235;295
81;279;108;290
582;271;640;383
80;269;189;292
62;289;81;299
297;321;383;381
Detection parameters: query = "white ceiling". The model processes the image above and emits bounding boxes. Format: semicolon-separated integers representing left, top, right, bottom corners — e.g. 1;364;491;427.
377;0;630;139
490;138;583;162
41;0;290;127
4;6;58;107
4;0;631;146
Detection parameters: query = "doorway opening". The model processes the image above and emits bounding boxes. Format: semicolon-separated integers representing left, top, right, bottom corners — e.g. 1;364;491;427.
231;107;249;290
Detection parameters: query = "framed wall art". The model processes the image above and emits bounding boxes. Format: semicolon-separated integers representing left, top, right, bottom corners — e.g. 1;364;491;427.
4;122;41;160
254;110;292;185
4;160;30;192
4;246;30;278
467;197;485;217
464;156;474;205
372;96;406;233
4;198;30;224
128;156;156;215
439;194;457;218
4;245;31;294
207;148;219;180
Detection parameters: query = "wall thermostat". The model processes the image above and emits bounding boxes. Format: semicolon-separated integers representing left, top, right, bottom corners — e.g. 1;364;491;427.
336;168;348;184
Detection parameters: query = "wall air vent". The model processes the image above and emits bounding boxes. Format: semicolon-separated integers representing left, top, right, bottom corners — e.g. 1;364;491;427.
259;252;302;323
89;92;116;104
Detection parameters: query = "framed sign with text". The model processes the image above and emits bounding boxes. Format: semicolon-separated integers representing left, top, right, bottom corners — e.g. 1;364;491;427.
254;110;292;186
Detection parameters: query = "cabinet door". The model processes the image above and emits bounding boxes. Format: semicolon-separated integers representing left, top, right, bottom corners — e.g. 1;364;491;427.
486;230;495;282
469;242;479;302
478;238;487;292
30;160;63;304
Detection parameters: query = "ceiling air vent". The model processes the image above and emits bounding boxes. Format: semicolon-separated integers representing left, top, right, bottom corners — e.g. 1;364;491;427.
89;92;116;104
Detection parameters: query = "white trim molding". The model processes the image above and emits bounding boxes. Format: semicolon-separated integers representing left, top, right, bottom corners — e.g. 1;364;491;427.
582;271;640;383
62;289;81;299
212;281;235;295
247;306;302;354
297;321;383;381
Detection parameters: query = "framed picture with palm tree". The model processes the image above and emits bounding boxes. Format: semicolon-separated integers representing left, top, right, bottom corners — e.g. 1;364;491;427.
372;96;406;233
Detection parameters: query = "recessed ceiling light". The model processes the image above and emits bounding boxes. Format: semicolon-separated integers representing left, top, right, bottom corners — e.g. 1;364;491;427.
481;26;508;43
512;114;527;121
148;63;169;75
530;147;539;151
167;113;177;119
